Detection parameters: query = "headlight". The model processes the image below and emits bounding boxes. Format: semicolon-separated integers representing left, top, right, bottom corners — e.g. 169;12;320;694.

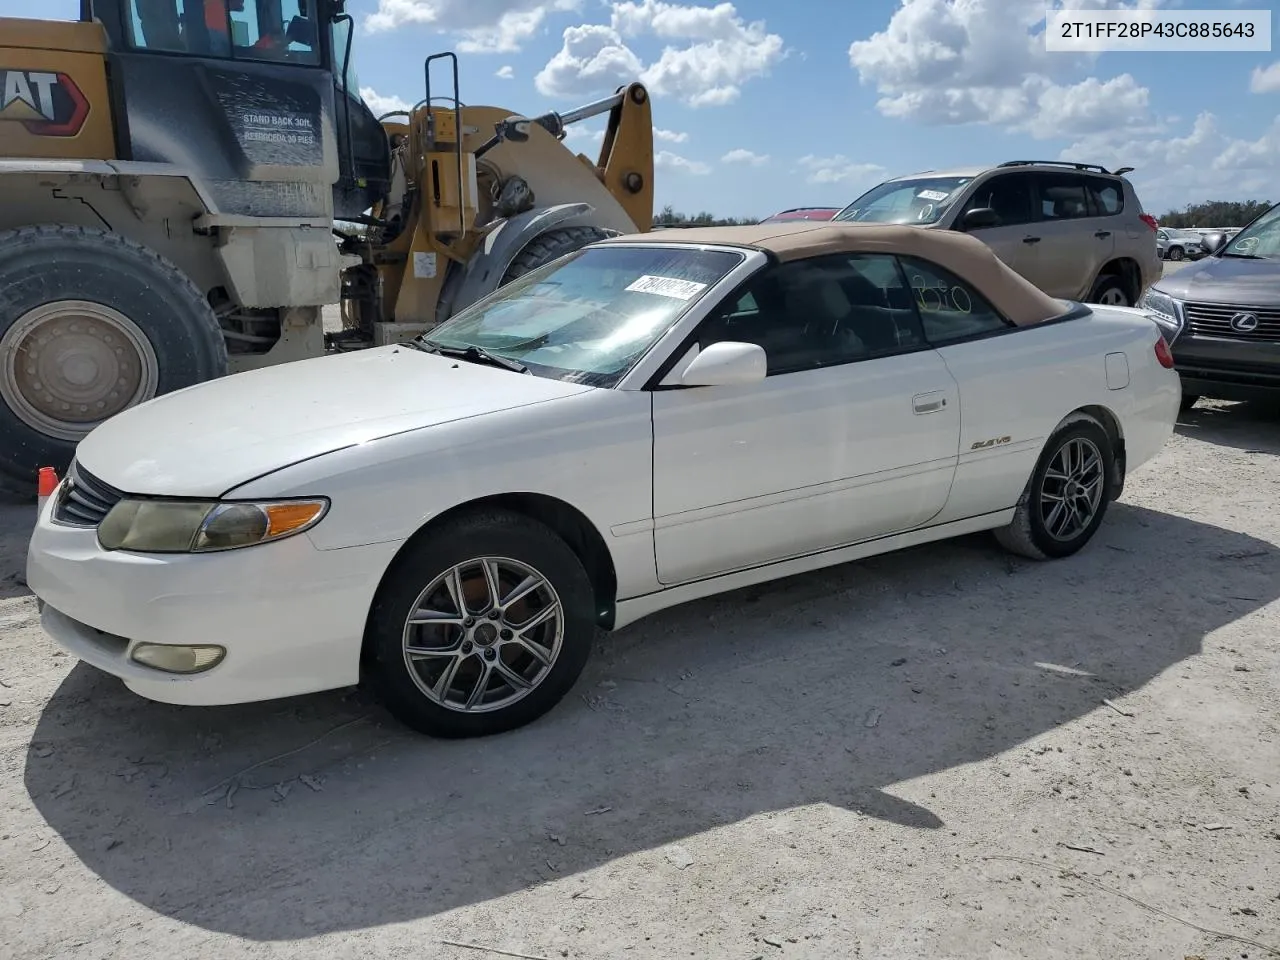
97;498;328;553
1139;288;1183;339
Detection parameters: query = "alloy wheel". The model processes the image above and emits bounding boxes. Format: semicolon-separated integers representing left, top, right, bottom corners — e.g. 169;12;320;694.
1038;436;1105;541
401;556;564;713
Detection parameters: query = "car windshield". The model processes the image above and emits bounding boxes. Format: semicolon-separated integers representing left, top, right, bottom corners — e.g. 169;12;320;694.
1222;203;1280;259
832;177;973;225
420;244;745;387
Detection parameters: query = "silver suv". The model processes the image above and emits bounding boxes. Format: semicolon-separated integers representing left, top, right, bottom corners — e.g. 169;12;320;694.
832;161;1162;307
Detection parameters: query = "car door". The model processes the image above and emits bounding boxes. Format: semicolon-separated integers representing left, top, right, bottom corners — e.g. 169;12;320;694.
1083;174;1122;270
951;172;1038;279
898;254;1059;521
1027;172;1111;298
649;253;961;585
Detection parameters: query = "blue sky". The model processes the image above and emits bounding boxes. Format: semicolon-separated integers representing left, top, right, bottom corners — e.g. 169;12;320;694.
7;0;1279;219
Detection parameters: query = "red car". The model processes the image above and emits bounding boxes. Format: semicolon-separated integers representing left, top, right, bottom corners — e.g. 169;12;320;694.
759;207;841;223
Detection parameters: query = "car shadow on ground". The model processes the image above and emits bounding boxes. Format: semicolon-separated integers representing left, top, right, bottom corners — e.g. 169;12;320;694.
1176;398;1280;455
22;498;1279;940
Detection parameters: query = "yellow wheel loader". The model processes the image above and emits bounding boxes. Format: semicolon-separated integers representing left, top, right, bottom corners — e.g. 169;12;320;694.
0;0;654;495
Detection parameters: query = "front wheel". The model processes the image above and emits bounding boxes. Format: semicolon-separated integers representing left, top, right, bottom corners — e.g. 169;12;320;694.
0;224;227;496
365;510;597;738
1168;246;1185;261
501;226;614;284
995;416;1116;560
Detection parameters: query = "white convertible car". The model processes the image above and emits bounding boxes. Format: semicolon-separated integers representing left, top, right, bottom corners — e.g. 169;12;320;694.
27;222;1181;738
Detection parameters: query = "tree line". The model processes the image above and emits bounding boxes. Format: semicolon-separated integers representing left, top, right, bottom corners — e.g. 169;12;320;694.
1154;200;1271;229
653;205;757;226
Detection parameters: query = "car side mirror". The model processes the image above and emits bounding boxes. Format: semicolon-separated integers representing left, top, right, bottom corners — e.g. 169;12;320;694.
680;341;767;387
959;207;1001;231
1199;232;1226;255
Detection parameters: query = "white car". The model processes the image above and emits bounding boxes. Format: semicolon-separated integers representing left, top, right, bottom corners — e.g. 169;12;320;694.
1155;228;1202;262
27;223;1181;738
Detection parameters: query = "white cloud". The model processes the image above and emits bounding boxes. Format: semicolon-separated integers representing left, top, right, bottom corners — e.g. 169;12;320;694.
848;0;1162;138
1020;73;1151;140
360;87;413;116
722;148;769;166
797;155;885;187
496;64;515;79
537;1;784;107
535;24;644;99
1060;112;1280;214
655;150;712;175
655;127;688;143
366;0;580;53
1251;62;1280;94
564;124;605;142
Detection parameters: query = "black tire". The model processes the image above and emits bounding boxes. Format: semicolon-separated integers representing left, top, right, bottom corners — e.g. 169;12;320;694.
1180;394;1200;412
0;224;227;496
501;226;613;284
1168;246;1185;261
1087;273;1131;307
365;509;597;738
994;414;1116;561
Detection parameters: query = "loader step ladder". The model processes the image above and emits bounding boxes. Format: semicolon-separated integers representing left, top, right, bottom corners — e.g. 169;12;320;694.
424;52;466;237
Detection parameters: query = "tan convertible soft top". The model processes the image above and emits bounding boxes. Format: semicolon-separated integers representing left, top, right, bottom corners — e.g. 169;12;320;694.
599;222;1068;327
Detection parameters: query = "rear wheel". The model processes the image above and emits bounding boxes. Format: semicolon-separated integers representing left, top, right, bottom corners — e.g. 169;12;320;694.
365;509;597;738
1180;394;1200;412
0;225;227;496
995;415;1116;560
501;226;614;284
1088;274;1131;307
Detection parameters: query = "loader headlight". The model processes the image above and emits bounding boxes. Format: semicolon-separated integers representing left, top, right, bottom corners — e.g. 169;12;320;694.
97;498;328;553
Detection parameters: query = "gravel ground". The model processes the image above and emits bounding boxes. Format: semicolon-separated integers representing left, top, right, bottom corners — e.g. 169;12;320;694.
2;277;1278;959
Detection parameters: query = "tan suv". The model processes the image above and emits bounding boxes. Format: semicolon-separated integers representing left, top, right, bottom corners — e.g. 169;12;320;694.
832;161;1162;307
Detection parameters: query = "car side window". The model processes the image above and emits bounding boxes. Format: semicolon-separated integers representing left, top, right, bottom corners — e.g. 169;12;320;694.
1085;176;1124;217
959;173;1034;226
898;256;1012;345
694;254;927;375
1034;173;1090;221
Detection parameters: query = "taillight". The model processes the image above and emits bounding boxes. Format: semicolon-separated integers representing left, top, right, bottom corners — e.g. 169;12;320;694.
1154;335;1175;368
1140;214;1158;232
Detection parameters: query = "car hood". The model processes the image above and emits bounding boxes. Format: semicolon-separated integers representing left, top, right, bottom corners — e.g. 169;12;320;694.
74;345;593;497
1153;255;1280;305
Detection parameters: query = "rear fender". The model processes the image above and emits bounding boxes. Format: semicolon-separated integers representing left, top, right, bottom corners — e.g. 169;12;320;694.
436;202;604;321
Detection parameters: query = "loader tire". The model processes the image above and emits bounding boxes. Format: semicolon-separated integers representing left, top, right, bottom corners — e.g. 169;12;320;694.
501;226;614;284
0;224;227;498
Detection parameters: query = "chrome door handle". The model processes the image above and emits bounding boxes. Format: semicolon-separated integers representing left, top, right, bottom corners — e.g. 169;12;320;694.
912;391;948;415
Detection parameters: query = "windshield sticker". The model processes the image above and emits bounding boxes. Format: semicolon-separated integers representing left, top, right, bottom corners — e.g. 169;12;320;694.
625;275;708;300
916;189;951;202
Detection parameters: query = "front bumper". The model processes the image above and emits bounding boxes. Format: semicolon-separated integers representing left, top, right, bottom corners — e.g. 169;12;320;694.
1171;334;1280;401
26;496;403;706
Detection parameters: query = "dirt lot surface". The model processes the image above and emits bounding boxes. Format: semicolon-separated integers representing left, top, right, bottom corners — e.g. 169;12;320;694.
3;287;1278;959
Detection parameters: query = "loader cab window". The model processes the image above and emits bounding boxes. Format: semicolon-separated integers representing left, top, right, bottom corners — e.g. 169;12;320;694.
127;0;320;65
331;16;364;97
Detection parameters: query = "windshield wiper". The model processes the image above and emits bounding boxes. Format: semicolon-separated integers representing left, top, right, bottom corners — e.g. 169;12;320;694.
1221;251;1267;260
415;339;529;373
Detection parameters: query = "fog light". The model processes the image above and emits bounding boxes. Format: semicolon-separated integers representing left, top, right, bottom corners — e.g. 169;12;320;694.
130;643;226;675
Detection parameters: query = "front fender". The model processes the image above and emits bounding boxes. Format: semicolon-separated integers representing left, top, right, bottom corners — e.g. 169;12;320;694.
437;203;605;321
